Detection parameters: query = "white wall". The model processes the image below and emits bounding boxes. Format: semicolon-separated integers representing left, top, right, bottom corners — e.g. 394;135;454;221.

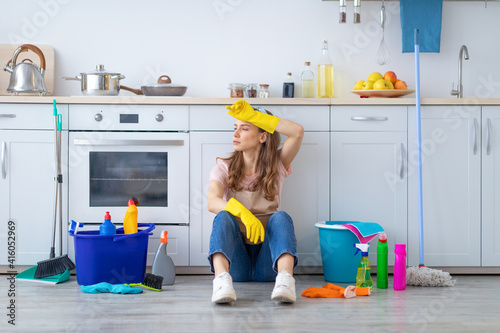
1;0;499;99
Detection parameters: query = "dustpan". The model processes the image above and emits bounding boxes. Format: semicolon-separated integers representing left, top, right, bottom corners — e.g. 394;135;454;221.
16;266;70;284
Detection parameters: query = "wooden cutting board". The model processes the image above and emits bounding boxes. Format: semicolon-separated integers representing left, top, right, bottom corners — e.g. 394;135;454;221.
0;44;55;96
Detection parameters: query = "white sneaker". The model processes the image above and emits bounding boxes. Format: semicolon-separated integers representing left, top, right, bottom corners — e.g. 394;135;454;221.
271;270;296;303
212;272;237;304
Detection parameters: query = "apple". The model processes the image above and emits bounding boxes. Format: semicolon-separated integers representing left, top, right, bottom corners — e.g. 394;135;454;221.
373;79;392;90
394;80;407;90
387;81;394;89
384;71;397;84
361;80;374;90
354;80;365;90
367;72;383;83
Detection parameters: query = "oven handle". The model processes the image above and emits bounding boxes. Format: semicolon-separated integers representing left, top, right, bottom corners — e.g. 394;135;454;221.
73;139;184;146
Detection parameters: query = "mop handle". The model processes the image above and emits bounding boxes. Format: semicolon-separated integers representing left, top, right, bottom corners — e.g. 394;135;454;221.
414;29;424;267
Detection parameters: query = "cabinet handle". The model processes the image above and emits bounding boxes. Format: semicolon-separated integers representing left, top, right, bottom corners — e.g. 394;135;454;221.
400;143;405;180
473;118;478;155
351;116;388;121
486;118;491;155
0;114;16;118
73;139;184;146
1;142;6;179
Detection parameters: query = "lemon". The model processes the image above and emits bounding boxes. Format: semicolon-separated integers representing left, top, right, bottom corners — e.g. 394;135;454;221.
367;72;383;83
361;80;374;90
354;80;365;90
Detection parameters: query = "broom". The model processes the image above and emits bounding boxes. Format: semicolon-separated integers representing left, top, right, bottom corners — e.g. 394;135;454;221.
34;100;75;279
406;29;455;287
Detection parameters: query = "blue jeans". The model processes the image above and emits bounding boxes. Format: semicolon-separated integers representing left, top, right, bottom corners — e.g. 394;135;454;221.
208;210;298;282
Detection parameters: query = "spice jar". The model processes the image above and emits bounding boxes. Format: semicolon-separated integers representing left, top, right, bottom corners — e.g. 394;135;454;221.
229;83;245;98
339;0;346;23
353;0;361;23
258;84;270;98
246;83;258;98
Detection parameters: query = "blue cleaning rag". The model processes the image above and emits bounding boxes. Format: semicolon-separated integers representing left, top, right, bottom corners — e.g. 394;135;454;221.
400;0;443;53
81;282;143;294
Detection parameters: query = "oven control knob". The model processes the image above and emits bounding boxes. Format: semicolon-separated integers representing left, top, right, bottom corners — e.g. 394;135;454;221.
94;114;103;122
155;114;164;122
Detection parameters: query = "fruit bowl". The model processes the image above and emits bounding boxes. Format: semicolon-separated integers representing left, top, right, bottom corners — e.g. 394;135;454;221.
350;90;415;98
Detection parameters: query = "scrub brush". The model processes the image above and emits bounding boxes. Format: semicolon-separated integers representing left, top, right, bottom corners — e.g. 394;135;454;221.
127;273;164;291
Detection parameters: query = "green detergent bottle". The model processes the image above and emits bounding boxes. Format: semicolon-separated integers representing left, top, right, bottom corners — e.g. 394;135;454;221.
377;232;388;289
355;243;373;289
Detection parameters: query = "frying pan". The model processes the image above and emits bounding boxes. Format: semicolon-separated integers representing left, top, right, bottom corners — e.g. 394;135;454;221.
121;75;187;96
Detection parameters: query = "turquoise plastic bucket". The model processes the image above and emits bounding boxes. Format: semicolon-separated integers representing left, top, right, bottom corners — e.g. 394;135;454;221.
315;222;361;283
69;223;155;285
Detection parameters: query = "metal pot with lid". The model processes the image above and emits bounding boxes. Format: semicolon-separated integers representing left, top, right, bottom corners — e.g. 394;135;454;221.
61;64;125;95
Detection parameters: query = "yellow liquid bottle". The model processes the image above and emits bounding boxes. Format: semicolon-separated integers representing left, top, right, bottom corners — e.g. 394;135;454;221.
317;64;334;98
301;61;315;98
123;199;138;234
302;80;315;98
317;40;334;98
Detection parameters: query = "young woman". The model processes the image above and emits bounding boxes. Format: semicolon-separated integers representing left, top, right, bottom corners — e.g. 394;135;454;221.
207;100;304;304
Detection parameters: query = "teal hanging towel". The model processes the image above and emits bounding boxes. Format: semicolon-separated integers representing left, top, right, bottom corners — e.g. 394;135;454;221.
400;0;443;53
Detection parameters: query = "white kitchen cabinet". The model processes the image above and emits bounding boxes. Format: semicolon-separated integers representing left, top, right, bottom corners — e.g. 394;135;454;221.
408;106;481;267
482;107;500;266
189;105;330;267
0;104;69;266
331;106;408;265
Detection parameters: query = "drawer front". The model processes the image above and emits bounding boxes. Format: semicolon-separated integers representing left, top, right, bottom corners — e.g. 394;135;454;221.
0;103;69;130
190;105;329;131
147;225;189;266
68;104;188;131
331;106;407;131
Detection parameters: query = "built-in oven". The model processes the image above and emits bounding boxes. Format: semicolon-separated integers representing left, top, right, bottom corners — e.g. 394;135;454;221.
67;104;190;266
69;131;188;223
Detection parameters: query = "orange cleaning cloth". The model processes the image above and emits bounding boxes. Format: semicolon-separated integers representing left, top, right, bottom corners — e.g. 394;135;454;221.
301;283;371;298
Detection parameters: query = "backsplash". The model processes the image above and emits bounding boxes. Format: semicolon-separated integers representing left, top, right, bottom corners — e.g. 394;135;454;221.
0;0;498;99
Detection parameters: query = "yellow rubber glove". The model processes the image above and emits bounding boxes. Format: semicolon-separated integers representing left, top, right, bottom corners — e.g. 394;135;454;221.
226;100;280;134
224;198;265;244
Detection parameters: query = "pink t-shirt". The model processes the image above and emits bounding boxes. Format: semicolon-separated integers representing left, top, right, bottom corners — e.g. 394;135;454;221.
209;152;292;210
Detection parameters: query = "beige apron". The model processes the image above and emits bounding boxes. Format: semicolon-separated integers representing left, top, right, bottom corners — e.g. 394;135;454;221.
228;188;278;245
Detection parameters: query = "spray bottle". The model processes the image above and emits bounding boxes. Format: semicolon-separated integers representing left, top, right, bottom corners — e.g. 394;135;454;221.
377;232;388;289
123;199;138;234
355;243;373;289
152;230;176;285
99;211;116;235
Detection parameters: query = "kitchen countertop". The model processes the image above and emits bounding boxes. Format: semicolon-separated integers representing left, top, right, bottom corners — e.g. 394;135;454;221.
1;96;500;105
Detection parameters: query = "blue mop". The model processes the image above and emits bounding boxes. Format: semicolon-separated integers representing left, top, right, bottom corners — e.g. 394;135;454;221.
406;30;455;287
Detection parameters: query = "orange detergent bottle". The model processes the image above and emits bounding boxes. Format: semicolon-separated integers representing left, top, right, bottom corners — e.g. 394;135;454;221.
123;199;138;234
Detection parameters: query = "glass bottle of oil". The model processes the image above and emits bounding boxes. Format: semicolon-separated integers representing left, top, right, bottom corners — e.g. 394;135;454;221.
301;62;314;98
317;40;334;98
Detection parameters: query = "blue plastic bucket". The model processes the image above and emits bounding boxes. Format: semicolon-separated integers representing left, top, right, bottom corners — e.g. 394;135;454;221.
69;223;155;285
315;222;361;283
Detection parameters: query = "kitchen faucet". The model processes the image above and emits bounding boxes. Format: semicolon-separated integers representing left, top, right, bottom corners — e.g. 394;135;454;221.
450;45;469;98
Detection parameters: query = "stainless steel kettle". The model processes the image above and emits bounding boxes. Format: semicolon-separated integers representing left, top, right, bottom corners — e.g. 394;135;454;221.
3;44;48;95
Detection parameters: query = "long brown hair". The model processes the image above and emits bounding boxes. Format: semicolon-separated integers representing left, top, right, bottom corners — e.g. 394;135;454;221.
218;110;281;201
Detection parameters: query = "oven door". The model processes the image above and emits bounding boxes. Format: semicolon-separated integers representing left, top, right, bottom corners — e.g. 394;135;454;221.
69;131;189;224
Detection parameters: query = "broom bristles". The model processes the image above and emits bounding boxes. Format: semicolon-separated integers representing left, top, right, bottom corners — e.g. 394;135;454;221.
34;254;75;279
407;266;456;287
